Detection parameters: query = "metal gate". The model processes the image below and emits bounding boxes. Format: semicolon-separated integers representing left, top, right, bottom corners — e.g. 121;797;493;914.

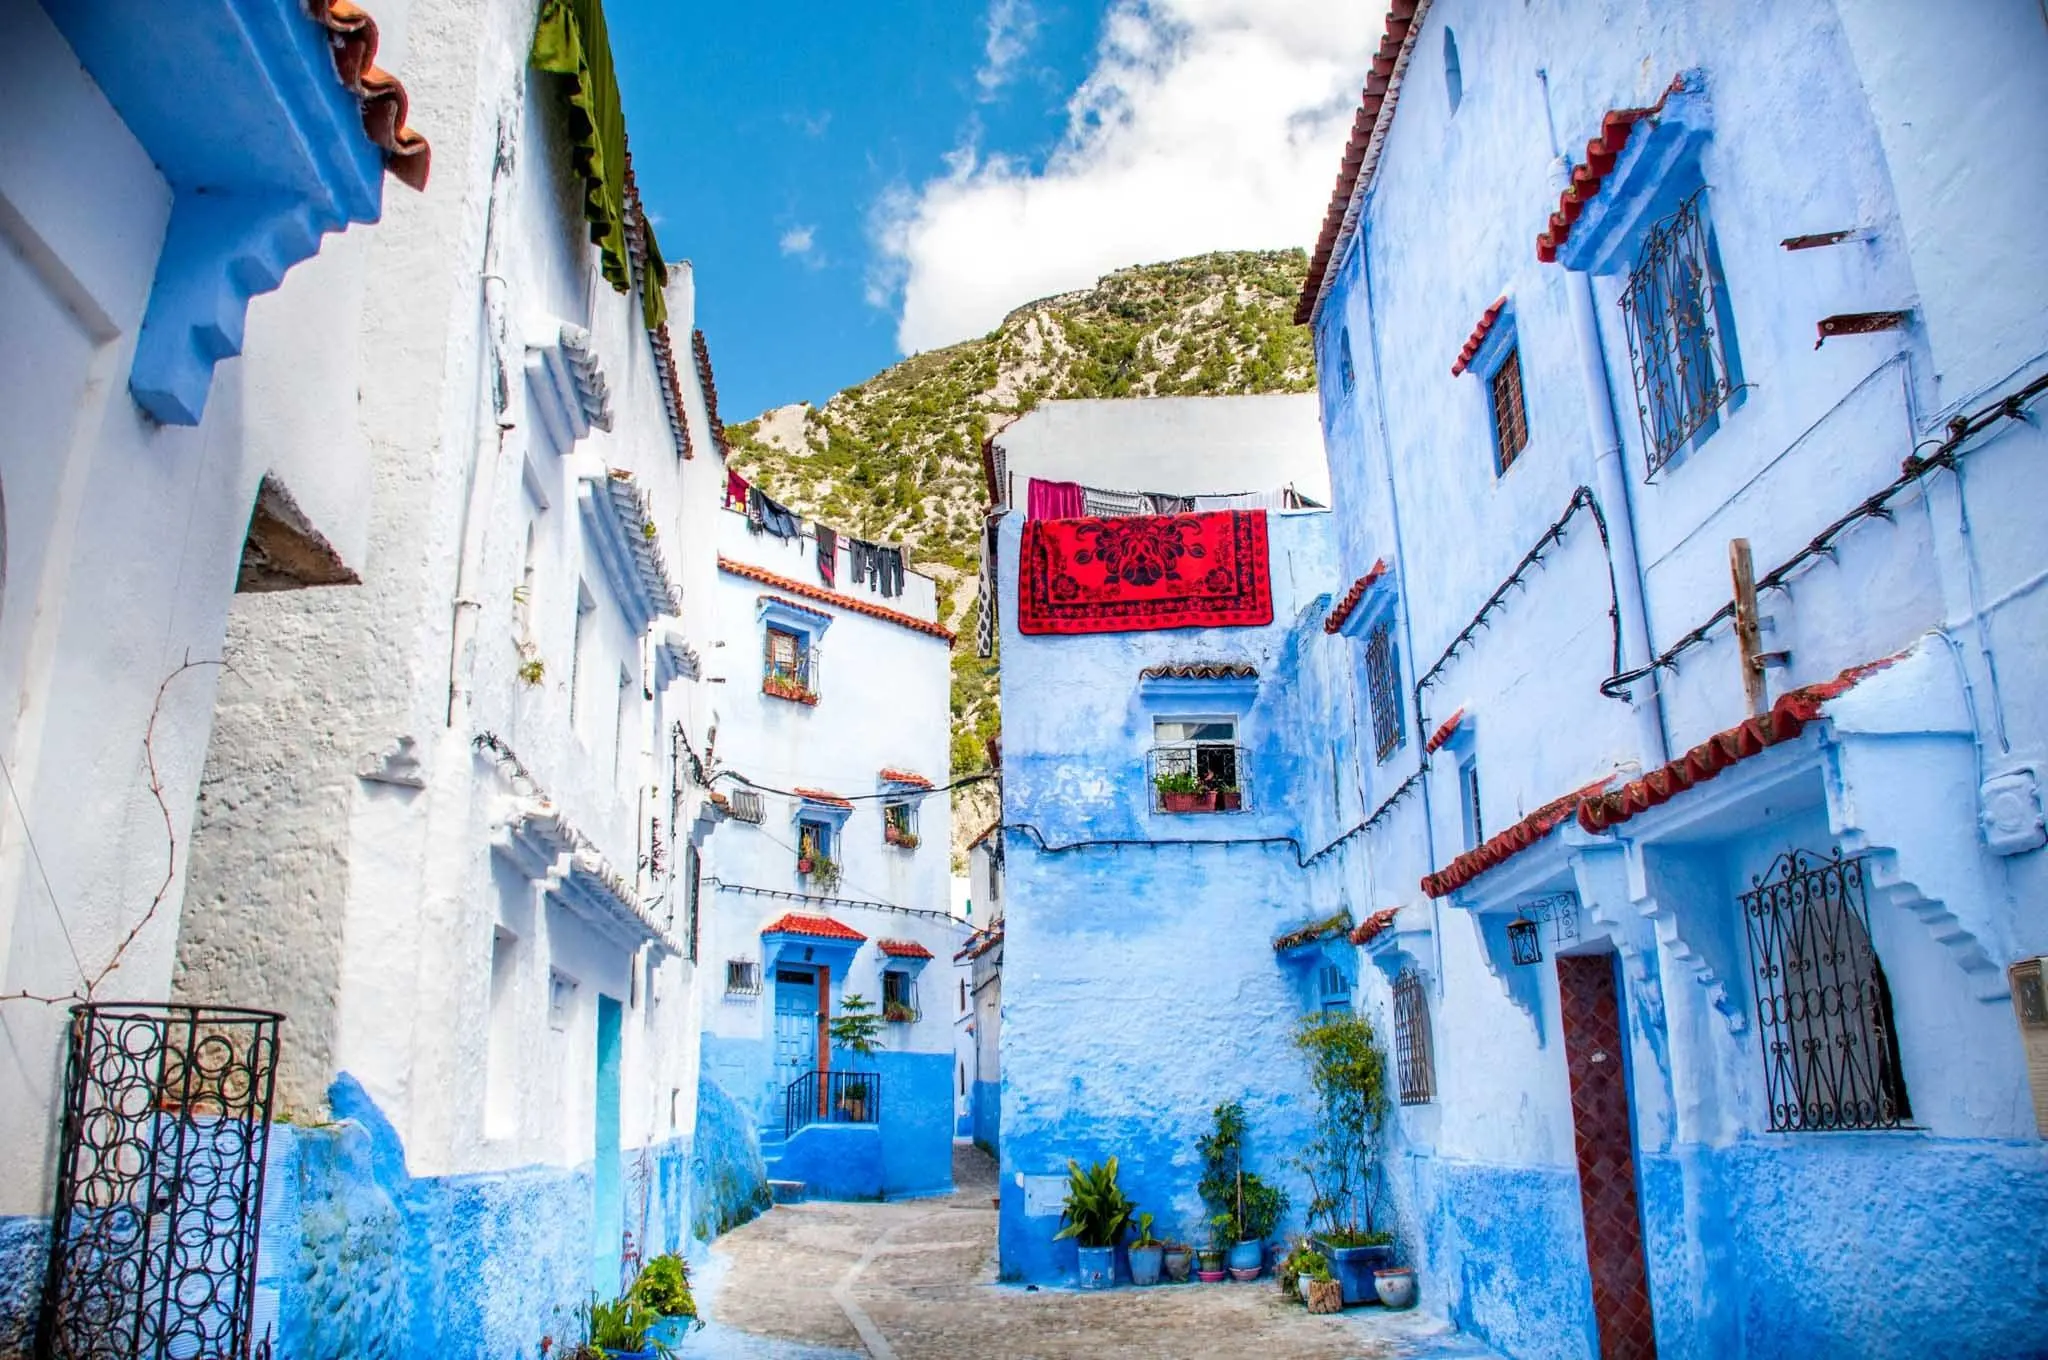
35;1002;281;1360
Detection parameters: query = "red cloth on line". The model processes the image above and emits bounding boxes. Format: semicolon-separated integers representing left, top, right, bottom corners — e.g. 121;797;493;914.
725;469;749;509
1018;510;1272;635
1026;477;1085;520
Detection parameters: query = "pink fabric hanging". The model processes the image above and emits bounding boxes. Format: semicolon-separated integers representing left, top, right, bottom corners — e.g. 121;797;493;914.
1026;477;1085;520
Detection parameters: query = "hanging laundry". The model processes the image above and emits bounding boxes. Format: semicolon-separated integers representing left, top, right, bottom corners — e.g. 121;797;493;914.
725;468;750;510
1026;478;1085;520
816;524;838;587
976;517;998;659
876;545;904;598
847;537;907;598
749;487;801;539
1143;493;1196;515
1081;486;1149;518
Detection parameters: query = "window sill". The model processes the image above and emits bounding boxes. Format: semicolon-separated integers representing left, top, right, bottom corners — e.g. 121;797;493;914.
762;678;820;706
1154;796;1246;815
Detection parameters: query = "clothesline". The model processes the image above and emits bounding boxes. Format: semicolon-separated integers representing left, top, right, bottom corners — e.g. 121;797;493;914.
724;468;909;598
1024;475;1322;520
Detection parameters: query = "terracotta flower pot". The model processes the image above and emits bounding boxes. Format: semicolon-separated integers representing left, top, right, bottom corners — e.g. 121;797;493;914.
798;858;814;875
1161;790;1202;813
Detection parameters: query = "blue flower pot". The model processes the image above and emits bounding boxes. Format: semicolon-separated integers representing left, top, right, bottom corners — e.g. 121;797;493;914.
1128;1244;1164;1286
1227;1240;1264;1275
1312;1238;1394;1306
1076;1244;1116;1289
649;1314;695;1348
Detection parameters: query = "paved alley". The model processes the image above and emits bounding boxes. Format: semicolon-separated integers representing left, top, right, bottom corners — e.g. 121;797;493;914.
690;1148;1500;1360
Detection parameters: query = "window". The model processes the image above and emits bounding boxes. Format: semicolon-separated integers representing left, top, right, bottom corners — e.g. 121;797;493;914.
1488;345;1529;472
1741;849;1910;1132
728;789;764;824
1364;618;1405;760
612;666;633;787
570;581;596;733
797;819;838;889
1458;757;1484;851
883;800;919;849
1316;962;1351;1013
1338;325;1355;393
959;977;968;1013
1621;187;1741;475
1443;27;1462;114
725;959;762;997
1393;968;1436;1104
882;970;919;1022
548;969;577;1031
1150;717;1245;813
763;625;817;703
684;843;702;963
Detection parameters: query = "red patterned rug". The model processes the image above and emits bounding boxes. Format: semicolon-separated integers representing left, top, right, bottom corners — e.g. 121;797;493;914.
1018;511;1272;634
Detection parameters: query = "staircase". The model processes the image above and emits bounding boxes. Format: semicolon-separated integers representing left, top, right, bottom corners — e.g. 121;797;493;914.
758;1126;806;1203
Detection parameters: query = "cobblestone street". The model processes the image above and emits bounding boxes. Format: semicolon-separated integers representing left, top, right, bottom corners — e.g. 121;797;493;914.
690;1149;1500;1359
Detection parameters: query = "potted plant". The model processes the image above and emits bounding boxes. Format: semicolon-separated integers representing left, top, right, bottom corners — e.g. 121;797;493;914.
831;995;881;1120
1053;1157;1134;1291
1303;1254;1343;1314
1197;1218;1231;1283
805;853;841;892
1277;1241;1309;1303
1197;1100;1288;1283
1154;770;1208;813
628;1254;700;1350
882;999;916;1023
1161;1238;1193;1283
1217;784;1243;811
1373;1263;1417;1309
573;1293;669;1360
1127;1212;1165;1286
1291;1009;1395;1306
838;1075;873;1122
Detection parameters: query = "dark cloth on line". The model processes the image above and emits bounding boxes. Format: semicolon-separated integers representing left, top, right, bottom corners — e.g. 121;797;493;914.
749;487;801;539
816;524;837;587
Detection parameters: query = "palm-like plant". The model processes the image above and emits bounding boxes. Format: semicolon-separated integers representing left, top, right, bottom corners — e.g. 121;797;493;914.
1053;1157;1136;1249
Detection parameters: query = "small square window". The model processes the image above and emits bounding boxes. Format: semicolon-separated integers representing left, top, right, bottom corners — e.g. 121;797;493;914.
1151;718;1244;813
883;801;920;849
1489;346;1529;473
883;970;919;1022
1458;757;1484;851
724;960;761;997
797;819;839;890
1621;187;1741;476
763;626;817;702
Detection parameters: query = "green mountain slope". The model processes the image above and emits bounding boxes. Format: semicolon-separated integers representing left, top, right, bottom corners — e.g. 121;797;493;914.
724;248;1317;862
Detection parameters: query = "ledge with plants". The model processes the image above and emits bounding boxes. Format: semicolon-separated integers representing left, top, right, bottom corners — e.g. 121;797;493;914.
1153;770;1243;814
762;673;819;705
797;852;841;892
883;822;921;849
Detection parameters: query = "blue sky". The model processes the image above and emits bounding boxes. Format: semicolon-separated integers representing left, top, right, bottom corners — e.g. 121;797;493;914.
612;2;1390;421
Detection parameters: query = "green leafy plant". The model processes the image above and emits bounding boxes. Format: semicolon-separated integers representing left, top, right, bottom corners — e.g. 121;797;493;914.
517;657;547;687
831;995;882;1060
1053;1157;1136;1249
1153;770;1201;796
1131;1211;1162;1249
576;1293;670;1359
1238;1172;1289;1243
806;853;842;891
1195;1100;1287;1244
628;1254;696;1318
1290;1009;1392;1243
882;999;916;1023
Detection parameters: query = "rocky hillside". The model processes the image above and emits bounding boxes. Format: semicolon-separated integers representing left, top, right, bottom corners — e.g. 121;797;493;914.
723;248;1317;864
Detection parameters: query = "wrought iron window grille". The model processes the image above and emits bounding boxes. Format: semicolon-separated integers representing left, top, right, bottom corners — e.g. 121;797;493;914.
1620;187;1740;476
1146;741;1250;813
1393;968;1436;1104
1741;849;1911;1133
1365;618;1405;761
728;789;764;824
762;626;819;698
725;959;762;997
1489;345;1530;473
37;1003;281;1360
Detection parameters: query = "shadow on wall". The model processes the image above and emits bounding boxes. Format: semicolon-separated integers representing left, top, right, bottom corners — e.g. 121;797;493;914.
258;1075;690;1359
690;1075;771;1241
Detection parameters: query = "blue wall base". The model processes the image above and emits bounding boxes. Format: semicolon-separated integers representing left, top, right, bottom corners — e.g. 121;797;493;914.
0;1214;47;1354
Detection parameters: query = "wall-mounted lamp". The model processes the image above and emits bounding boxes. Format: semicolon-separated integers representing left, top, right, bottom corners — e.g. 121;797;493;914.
1507;917;1542;966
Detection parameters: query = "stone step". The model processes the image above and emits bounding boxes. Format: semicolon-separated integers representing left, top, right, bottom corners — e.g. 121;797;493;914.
768;1178;806;1204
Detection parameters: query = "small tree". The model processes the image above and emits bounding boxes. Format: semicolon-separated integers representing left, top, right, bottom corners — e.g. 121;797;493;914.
831;994;882;1062
1290;1010;1391;1245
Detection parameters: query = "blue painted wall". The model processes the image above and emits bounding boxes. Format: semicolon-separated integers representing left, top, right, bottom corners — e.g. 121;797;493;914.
972;1079;1001;1155
0;1215;42;1355
689;1073;771;1240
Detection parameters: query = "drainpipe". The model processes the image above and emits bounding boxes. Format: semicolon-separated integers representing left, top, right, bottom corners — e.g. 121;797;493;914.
447;104;522;726
1553;156;1670;767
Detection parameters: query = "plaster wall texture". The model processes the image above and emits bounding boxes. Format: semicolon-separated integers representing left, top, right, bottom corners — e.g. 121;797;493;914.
0;0;407;1246
994;507;1338;1282
991;394;1332;506
1288;2;2048;1356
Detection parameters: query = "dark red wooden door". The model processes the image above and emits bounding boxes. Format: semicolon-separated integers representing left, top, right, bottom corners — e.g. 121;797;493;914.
1557;952;1658;1359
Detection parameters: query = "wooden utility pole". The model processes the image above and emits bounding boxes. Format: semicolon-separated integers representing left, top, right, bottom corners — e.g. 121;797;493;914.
1729;539;1780;717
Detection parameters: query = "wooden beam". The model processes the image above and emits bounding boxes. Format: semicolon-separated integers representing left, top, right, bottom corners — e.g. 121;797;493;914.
1730;539;1767;717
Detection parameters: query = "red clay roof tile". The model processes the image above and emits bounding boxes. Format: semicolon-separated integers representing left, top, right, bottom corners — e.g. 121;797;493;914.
1350;907;1401;946
793;787;852;808
760;912;866;942
311;0;429;190
1324;558;1389;634
1450;298;1508;377
1534;78;1686;266
880;768;933;789
1425;707;1466;754
878;938;934;959
719;558;956;644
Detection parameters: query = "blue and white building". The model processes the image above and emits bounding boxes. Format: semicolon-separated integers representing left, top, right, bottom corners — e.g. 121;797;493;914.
693;507;964;1206
1286;1;2048;1356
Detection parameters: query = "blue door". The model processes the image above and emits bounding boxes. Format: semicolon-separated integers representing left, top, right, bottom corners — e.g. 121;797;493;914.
592;995;623;1295
774;969;818;1094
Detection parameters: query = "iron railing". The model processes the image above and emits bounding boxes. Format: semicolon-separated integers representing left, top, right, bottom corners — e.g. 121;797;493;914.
37;1002;281;1360
1146;743;1249;813
1741;849;1910;1132
1393;968;1435;1105
783;1069;883;1139
1620;187;1739;475
1365;617;1405;760
725;960;761;997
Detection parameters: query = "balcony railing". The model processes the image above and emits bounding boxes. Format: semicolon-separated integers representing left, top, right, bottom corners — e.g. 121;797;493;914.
1148;743;1250;814
783;1068;882;1138
762;653;820;705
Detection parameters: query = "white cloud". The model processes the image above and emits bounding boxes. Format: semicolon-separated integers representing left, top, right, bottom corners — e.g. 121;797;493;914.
779;225;818;257
977;0;1040;98
875;0;1389;354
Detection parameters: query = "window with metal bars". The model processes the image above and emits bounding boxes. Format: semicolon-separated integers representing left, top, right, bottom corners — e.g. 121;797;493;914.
728;789;763;823
1457;757;1483;851
1741;849;1910;1132
763;626;817;700
1621;187;1740;475
1365;618;1405;761
1489;345;1529;472
684;844;702;963
725;959;761;997
882;970;920;1022
1393;967;1435;1104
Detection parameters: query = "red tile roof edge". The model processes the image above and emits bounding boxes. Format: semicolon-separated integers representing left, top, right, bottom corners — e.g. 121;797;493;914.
880;768;934;789
761;593;834;624
1424;707;1467;754
792;787;852;808
966;819;1002;850
692;329;727;457
718;558;957;644
760;911;866;942
954;921;1004;961
312;0;430;190
1324;558;1390;633
878;938;934;959
1535;75;1687;266
1295;0;1426;325
1576;654;1904;834
1349;907;1401;946
1420;654;1904;898
1450;298;1508;377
